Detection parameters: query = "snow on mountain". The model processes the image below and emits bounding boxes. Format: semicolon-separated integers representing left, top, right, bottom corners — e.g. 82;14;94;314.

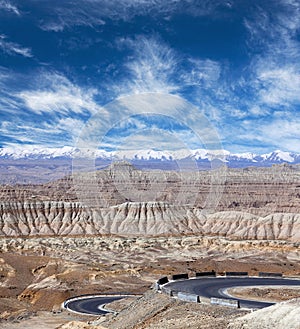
0;146;112;160
115;149;174;161
261;150;295;163
0;146;299;166
231;152;258;161
191;149;230;161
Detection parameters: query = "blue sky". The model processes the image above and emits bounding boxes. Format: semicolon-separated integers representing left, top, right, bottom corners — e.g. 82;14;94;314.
0;0;300;153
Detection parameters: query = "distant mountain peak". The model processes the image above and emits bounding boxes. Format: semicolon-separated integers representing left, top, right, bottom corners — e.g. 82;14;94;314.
0;146;299;168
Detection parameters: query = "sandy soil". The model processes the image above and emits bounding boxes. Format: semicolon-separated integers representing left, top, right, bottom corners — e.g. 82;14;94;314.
227;286;300;302
228;298;300;329
0;310;90;329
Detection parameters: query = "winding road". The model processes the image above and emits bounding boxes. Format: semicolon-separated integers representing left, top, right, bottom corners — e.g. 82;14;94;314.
63;277;300;316
64;295;125;315
164;277;300;309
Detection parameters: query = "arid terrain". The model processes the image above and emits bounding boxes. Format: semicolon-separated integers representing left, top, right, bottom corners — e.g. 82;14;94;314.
0;164;300;328
1;163;300;215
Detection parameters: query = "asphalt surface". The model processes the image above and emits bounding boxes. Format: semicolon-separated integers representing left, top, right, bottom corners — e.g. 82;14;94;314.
65;277;300;315
65;296;125;315
164;277;300;309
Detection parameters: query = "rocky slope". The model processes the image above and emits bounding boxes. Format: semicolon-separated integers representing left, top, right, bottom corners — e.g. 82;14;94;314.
228;298;300;329
0;201;299;241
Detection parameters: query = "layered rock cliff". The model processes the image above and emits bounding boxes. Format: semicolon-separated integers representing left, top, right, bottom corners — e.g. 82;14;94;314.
1;164;299;216
0;201;299;242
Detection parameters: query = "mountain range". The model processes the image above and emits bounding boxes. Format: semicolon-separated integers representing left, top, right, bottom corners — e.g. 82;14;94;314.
0;147;299;168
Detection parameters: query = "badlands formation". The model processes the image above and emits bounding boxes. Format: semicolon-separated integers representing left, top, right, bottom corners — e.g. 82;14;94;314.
0;201;299;241
0;163;299;329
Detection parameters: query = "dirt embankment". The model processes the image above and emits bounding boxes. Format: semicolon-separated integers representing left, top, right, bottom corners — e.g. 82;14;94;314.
228;298;300;329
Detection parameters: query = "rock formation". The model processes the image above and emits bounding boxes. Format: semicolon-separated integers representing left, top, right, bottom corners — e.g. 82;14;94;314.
1;164;299;215
0;201;299;242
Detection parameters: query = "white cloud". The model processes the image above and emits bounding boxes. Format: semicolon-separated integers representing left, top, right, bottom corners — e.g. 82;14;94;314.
0;93;19;112
78;93;223;152
230;115;300;153
112;35;224;99
227;107;247;119
182;58;221;87
0;0;20;15
244;1;300;59
0;67;24;112
257;118;300;152
116;36;179;95
248;105;270;117
56;118;85;142
240;0;300;119
0;35;32;57
40;8;105;32
0;66;9;86
39;0;225;32
105;128;188;151
1;112;90;147
41;22;64;32
0;121;62;146
265;118;300;140
17;73;99;115
257;66;300;106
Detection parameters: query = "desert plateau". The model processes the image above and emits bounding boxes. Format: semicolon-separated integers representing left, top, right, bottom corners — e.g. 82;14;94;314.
0;163;299;329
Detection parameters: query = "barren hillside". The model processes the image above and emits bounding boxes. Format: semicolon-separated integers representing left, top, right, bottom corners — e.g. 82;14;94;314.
0;201;299;241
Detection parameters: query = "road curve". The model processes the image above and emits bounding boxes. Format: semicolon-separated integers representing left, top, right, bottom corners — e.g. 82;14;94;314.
64;295;125;315
164;277;300;309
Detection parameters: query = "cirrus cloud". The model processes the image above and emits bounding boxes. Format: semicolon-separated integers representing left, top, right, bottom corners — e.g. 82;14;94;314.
0;34;32;57
17;73;99;115
0;0;20;15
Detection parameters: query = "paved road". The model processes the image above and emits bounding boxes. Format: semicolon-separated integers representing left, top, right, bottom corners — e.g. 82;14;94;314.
164;277;300;309
65;296;125;315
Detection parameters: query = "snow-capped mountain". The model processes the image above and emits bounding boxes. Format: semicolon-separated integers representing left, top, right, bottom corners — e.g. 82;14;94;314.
259;150;295;163
0;146;112;160
0;146;299;167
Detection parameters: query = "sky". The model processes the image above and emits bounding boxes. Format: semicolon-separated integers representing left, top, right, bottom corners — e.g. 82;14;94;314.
0;0;300;154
